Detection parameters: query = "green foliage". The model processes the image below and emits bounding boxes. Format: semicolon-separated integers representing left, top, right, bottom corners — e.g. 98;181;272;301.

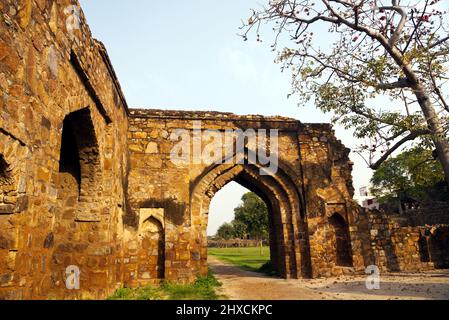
314;83;426;141
215;192;269;240
371;146;448;205
108;268;223;300
216;222;235;240
231;220;247;239
242;0;449;177
233;192;269;240
161;269;222;300
108;286;164;300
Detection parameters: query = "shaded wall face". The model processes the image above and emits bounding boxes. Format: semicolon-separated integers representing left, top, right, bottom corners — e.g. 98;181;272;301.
0;0;129;299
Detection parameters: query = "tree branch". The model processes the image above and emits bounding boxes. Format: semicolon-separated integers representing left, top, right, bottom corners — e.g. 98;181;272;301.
429;35;449;49
370;129;430;170
377;78;412;90
377;3;407;47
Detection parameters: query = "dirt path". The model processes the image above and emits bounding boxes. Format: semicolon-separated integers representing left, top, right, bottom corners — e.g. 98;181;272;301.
208;256;449;300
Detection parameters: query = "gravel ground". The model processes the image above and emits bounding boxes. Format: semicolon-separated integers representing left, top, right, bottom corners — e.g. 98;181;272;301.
208;256;449;300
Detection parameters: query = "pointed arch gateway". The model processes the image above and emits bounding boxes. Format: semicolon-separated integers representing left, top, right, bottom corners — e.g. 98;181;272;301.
190;149;312;279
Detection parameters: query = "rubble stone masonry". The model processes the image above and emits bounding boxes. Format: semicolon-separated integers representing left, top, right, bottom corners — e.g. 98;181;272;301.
0;0;448;300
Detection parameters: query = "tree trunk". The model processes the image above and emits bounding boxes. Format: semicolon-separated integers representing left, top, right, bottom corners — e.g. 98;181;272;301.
383;46;449;187
415;84;449;187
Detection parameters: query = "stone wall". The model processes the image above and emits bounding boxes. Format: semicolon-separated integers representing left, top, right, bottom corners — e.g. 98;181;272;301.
417;225;449;269
124;110;365;282
401;203;449;227
298;124;367;277
0;0;129;299
360;210;449;273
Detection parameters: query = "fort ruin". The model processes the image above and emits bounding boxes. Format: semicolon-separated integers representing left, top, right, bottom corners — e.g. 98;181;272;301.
0;0;448;300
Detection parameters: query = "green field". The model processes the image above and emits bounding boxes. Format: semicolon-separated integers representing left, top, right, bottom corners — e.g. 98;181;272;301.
208;246;271;272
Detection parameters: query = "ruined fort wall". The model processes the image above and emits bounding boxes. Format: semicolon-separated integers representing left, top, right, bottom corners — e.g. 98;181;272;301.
1;0;447;301
298;124;368;277
0;0;129;299
126;110;308;283
125;110;366;282
361;211;438;273
365;209;449;273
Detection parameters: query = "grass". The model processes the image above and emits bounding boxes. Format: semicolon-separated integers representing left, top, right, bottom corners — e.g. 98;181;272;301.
108;268;224;300
108;247;275;300
208;246;274;274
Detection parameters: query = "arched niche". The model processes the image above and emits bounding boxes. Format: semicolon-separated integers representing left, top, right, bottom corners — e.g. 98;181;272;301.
0;131;28;215
58;107;102;221
328;212;353;267
140;214;165;279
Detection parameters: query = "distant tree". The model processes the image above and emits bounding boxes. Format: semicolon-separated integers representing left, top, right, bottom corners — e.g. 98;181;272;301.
234;193;269;241
231;220;248;239
216;223;235;240
215;192;269;241
242;0;449;187
371;146;448;207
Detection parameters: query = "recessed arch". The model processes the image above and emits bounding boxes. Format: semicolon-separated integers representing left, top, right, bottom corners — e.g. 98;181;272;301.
0;154;11;185
140;216;165;279
58;107;102;221
329;212;353;267
0;133;28;214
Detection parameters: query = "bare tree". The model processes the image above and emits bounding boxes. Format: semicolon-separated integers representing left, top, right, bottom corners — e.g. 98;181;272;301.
242;0;449;186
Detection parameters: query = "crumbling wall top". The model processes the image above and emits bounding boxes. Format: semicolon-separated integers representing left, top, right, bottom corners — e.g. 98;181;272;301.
129;108;302;123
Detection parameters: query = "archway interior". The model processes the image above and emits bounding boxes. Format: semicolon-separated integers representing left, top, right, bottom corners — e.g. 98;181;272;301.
191;153;308;279
207;181;248;237
58;108;100;202
329;213;353;267
0;154;10;186
206;176;282;276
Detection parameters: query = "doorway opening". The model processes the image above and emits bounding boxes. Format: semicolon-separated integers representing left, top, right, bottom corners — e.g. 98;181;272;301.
329;213;353;267
207;182;273;274
190;161;310;279
58;108;101;221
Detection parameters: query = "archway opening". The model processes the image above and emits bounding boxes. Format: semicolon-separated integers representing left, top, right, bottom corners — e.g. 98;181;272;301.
57;108;101;221
329;213;353;267
191;159;311;279
429;228;449;269
59;120;81;190
207;182;274;274
418;232;431;263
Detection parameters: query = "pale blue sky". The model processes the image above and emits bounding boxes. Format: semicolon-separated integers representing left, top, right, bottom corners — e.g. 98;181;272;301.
79;0;374;235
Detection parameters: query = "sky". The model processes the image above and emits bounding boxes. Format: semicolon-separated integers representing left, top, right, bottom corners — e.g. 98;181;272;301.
79;0;376;235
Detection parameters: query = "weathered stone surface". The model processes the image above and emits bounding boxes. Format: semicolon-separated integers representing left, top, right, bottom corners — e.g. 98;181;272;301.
0;0;129;300
0;0;447;301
